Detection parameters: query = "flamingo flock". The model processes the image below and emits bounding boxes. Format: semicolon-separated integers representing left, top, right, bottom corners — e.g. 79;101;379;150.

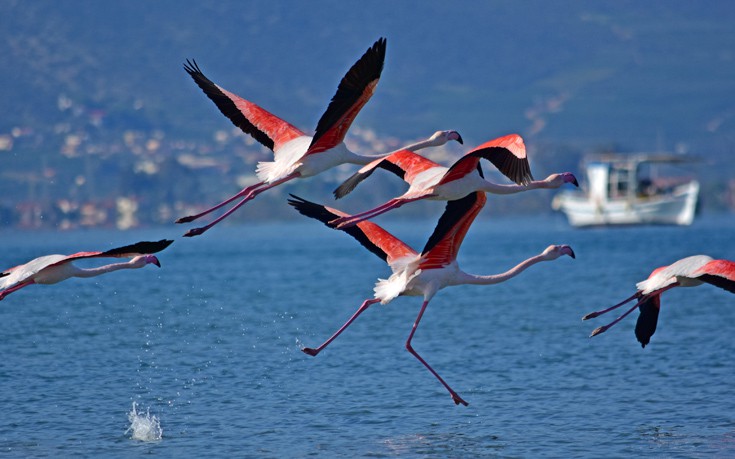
3;37;732;406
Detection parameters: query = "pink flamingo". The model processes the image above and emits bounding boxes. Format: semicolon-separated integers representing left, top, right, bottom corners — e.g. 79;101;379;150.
0;240;173;301
329;133;578;228
289;192;575;406
176;39;461;237
583;255;735;347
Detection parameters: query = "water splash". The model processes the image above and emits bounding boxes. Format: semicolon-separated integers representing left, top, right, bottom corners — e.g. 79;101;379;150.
126;402;162;442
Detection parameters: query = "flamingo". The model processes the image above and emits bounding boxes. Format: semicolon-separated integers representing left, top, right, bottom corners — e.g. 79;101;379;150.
582;255;735;347
176;39;460;237
0;240;173;301
288;192;575;406
329;133;579;228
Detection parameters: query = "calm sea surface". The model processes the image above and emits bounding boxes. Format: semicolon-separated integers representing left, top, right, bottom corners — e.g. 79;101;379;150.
1;214;734;458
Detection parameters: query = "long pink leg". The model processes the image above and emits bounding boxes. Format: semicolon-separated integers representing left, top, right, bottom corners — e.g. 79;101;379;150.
302;298;380;356
0;280;35;301
182;173;299;237
331;196;428;229
176;181;270;224
589;284;678;337
405;299;468;406
582;292;641;320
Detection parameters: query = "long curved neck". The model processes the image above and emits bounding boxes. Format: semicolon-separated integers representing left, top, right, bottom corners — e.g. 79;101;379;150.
72;259;146;278
349;136;450;166
479;180;542;195
455;253;550;285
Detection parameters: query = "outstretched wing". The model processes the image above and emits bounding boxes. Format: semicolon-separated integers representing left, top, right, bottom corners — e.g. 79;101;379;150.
419;192;487;269
51;240;175;266
184;60;304;151
288;195;415;264
306;38;387;155
1;254;67;289
334;149;440;199
695;259;735;293
439;134;532;186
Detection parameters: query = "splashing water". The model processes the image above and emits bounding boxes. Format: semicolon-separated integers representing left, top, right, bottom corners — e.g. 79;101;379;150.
126;402;162;442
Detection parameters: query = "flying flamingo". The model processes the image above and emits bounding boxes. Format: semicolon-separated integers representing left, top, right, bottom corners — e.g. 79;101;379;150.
583;255;735;347
329;133;578;228
288;192;575;406
176;39;460;237
0;240;173;301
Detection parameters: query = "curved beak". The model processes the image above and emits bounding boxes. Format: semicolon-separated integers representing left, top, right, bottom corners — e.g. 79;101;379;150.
449;131;463;144
571;175;579;187
148;255;162;267
561;245;576;259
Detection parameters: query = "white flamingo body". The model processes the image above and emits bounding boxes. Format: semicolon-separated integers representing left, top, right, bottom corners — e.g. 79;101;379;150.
584;254;735;347
0;240;173;300
288;192;575;405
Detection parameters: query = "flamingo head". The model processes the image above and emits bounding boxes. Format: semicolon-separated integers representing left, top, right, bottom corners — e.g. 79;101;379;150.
145;255;162;267
562;172;579;187
430;130;463;145
542;245;576;260
131;255;162;268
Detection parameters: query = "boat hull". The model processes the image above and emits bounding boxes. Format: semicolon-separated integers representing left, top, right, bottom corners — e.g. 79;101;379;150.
552;181;699;227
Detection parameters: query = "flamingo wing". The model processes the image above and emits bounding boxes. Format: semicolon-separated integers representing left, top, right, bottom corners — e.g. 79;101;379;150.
184;60;304;151
306;38;387;156
419;192;487;269
634;294;661;348
695;259;735;293
288;195;416;264
439;134;533;186
0;254;69;289
45;240;174;269
334;149;440;199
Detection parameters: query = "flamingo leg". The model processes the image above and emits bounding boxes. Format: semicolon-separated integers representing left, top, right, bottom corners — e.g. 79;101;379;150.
331;196;428;229
589;284;678;338
405;299;468;406
176;181;270;224
0;280;35;301
302;298;380;356
182;173;299;237
582;292;641;320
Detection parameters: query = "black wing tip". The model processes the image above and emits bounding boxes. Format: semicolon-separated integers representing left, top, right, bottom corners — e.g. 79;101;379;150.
103;239;174;257
634;297;660;349
287;194;337;225
333;172;363;199
183;59;202;76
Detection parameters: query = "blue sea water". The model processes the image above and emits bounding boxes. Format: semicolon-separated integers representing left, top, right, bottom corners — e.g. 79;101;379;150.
1;214;734;458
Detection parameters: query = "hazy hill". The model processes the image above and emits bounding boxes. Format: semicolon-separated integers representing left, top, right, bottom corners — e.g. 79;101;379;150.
0;1;733;226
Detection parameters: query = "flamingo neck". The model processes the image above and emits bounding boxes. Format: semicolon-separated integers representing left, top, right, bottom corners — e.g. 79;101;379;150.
72;258;148;278
350;135;451;166
479;180;541;195
456;253;550;285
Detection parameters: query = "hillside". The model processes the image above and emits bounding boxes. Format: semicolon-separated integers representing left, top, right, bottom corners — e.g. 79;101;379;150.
0;1;733;228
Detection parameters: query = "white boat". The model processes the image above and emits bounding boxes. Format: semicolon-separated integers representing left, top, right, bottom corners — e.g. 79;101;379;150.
552;154;699;227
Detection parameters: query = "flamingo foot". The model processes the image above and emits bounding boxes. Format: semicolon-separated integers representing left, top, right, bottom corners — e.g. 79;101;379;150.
581;311;600;320
183;226;208;238
175;215;198;224
302;347;320;357
451;392;469;406
589;325;609;338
